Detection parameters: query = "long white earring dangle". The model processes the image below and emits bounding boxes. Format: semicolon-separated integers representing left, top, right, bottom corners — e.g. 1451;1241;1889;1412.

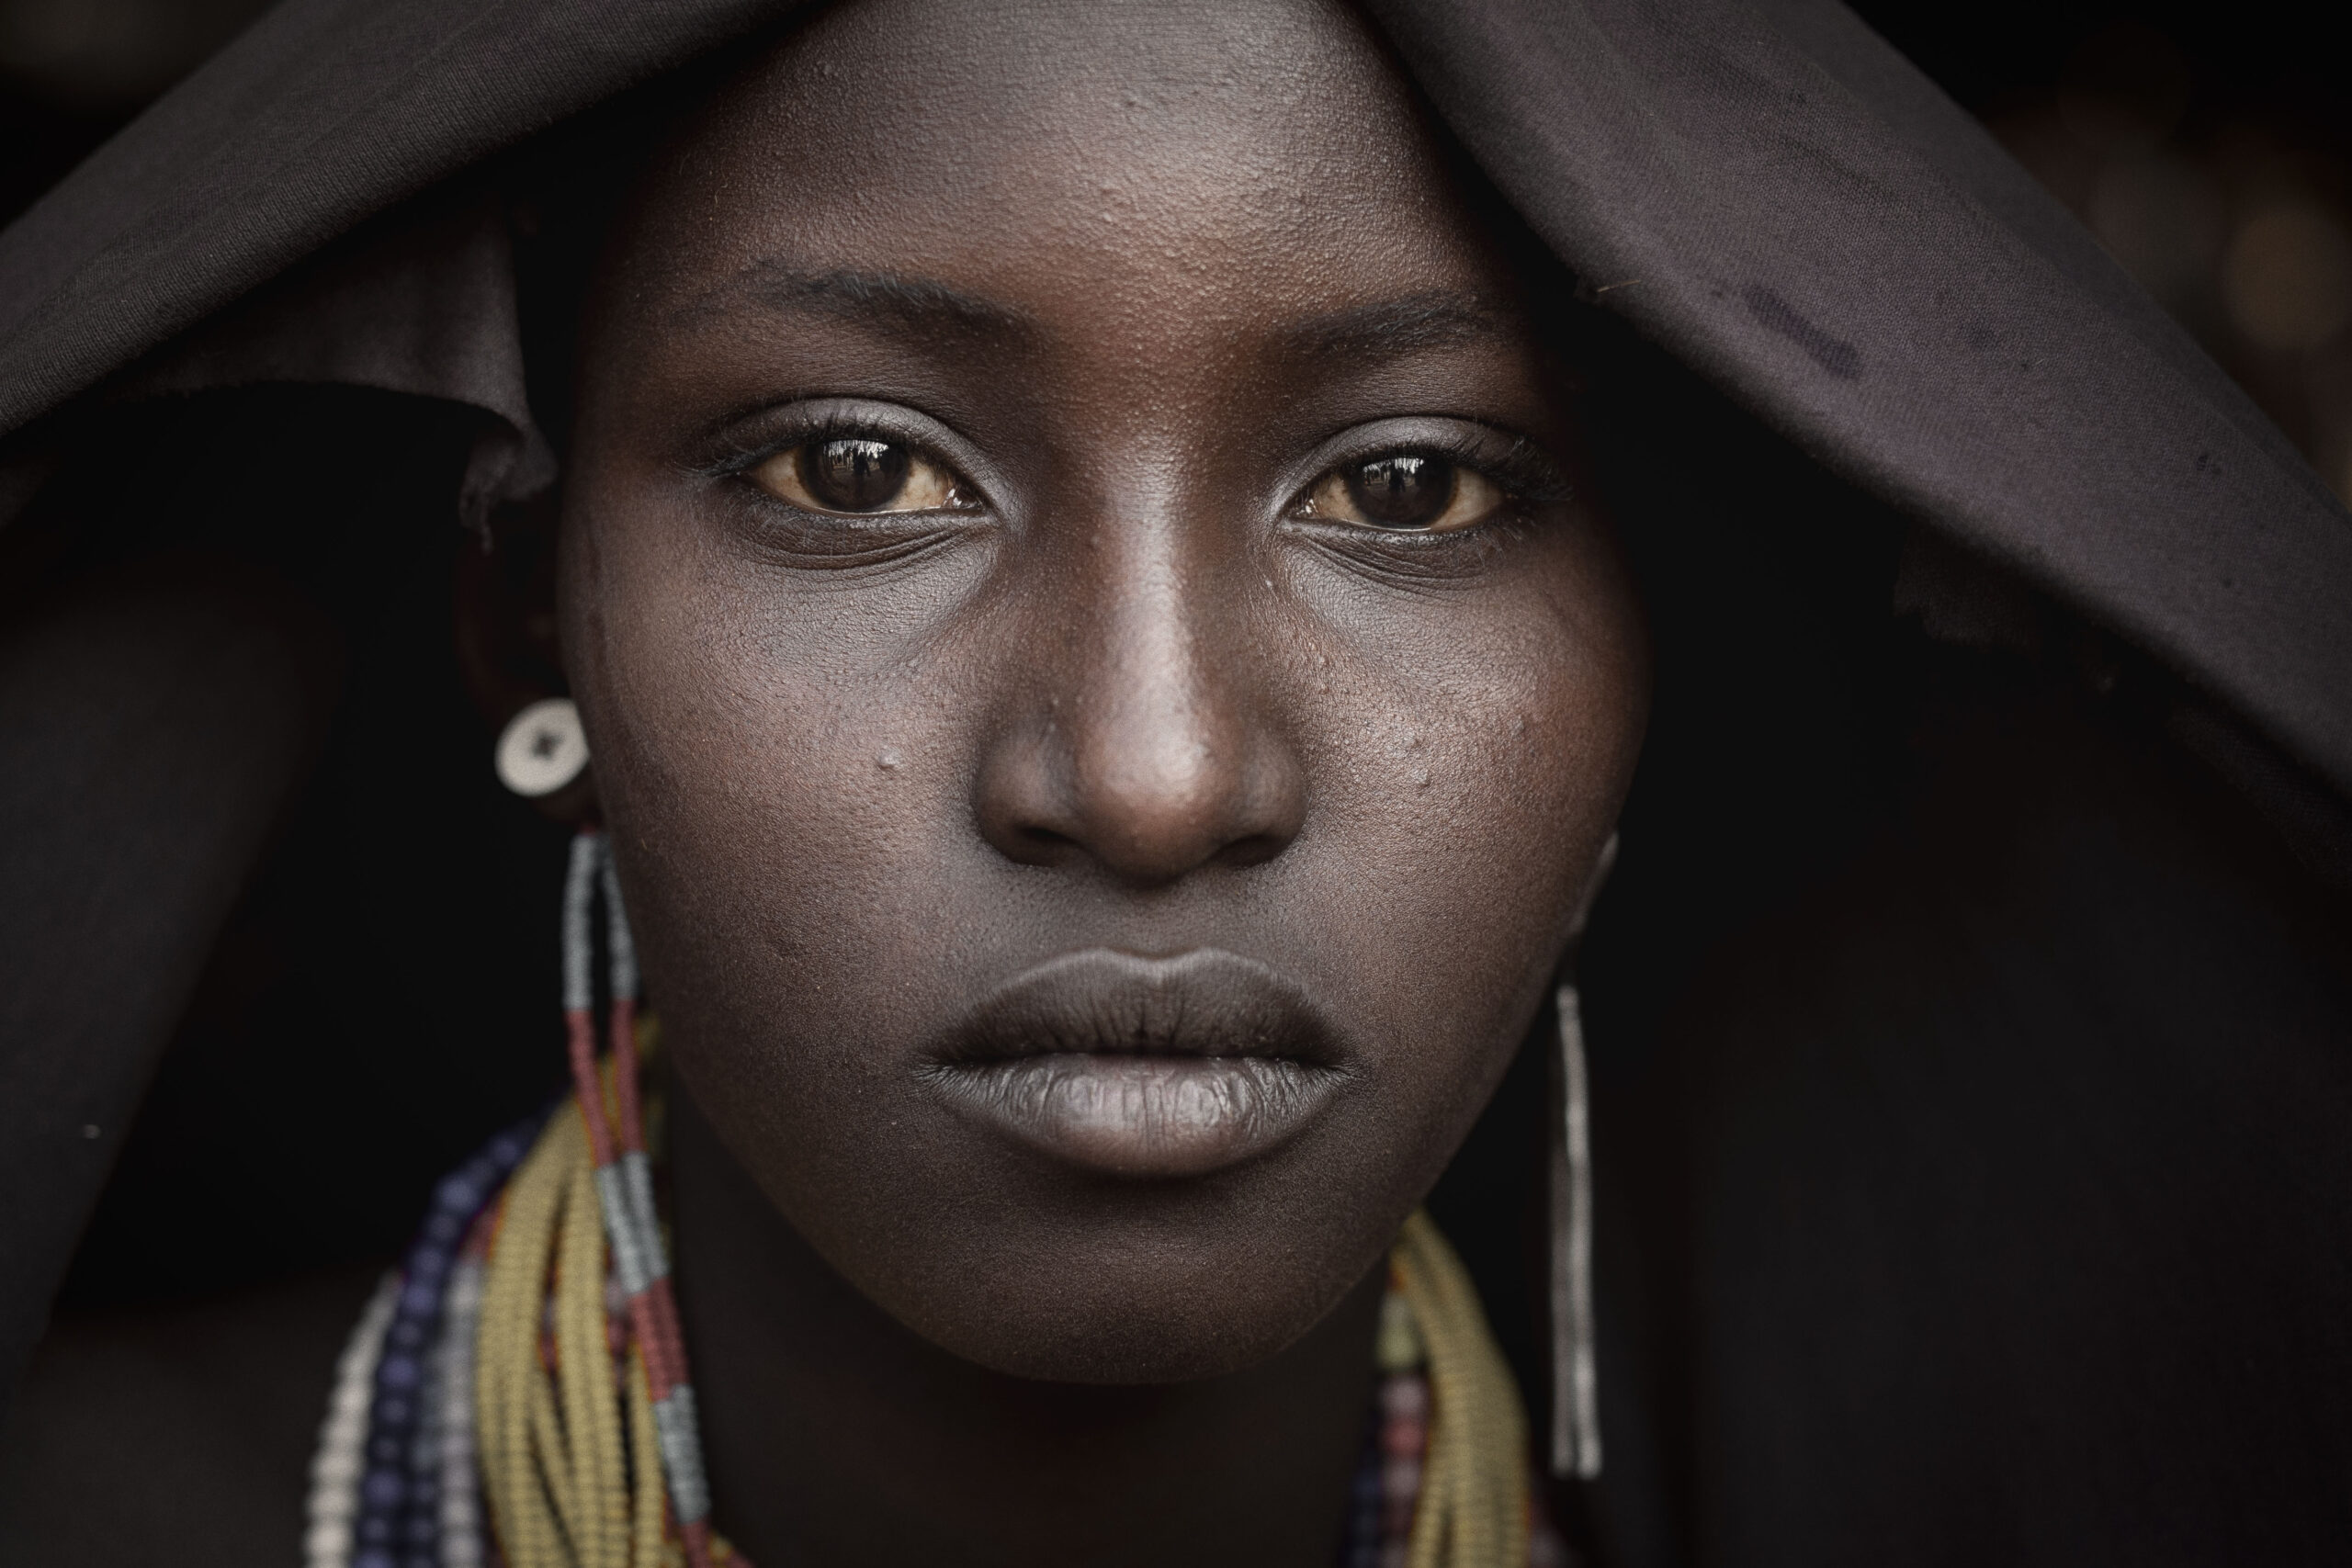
1551;831;1617;1481
494;696;590;797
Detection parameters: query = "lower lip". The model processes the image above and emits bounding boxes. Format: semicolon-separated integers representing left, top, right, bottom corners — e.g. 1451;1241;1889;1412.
926;1055;1341;1178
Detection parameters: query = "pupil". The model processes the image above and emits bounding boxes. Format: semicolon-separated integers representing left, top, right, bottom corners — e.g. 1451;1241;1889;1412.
1345;454;1453;528
803;437;911;511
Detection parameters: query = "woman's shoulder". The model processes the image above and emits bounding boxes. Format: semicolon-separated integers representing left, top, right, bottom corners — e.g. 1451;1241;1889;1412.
0;1263;379;1567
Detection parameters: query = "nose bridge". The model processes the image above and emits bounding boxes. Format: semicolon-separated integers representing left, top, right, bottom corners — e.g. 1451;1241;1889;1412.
1081;516;1226;807
978;480;1303;883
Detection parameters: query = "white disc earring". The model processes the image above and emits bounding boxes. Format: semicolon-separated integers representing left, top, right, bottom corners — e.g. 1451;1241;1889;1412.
495;696;590;797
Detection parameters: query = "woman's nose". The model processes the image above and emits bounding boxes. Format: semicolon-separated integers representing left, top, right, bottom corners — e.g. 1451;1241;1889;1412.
974;541;1306;886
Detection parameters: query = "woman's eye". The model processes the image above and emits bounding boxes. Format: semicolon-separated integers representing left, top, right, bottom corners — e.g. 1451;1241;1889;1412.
1299;453;1504;533
750;436;966;514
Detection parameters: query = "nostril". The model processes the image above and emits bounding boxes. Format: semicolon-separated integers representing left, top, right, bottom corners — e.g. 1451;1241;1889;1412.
1006;822;1080;867
1214;832;1290;871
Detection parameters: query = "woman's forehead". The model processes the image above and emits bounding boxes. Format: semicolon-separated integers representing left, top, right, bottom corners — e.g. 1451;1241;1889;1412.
613;0;1497;328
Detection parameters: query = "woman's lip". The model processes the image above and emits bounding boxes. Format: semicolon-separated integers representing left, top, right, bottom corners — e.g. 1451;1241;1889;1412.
926;1055;1344;1178
925;947;1349;1066
919;948;1353;1177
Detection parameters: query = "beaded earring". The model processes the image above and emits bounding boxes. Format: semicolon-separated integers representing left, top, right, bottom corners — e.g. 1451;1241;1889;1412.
1549;833;1616;1482
559;829;722;1568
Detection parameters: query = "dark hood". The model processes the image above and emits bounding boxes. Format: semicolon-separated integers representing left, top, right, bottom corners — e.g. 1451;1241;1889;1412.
2;3;2348;1564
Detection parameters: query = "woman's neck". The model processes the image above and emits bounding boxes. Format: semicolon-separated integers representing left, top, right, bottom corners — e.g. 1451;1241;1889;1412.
669;1086;1385;1567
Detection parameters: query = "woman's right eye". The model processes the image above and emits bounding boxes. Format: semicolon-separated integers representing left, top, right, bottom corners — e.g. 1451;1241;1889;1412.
750;436;968;515
1294;450;1508;534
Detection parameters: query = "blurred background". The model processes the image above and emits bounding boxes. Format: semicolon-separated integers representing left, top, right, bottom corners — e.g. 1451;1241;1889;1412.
1864;0;2352;501
6;0;2351;499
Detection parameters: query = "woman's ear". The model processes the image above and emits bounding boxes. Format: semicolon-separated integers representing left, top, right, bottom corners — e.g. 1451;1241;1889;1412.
455;485;599;823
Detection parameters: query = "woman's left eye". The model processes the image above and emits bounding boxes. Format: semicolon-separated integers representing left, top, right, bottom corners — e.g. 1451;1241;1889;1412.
1295;452;1505;533
749;436;967;514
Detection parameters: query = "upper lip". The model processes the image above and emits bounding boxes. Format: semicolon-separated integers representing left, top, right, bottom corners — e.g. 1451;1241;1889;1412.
924;948;1351;1069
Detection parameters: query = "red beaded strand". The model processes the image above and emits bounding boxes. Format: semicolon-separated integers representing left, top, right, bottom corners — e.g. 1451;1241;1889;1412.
562;829;725;1568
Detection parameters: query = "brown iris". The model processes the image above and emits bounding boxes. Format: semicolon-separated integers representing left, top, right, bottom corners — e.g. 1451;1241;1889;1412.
1302;452;1502;533
752;436;963;514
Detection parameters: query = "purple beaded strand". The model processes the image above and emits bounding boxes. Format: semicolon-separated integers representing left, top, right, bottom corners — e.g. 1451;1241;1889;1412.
348;1118;540;1568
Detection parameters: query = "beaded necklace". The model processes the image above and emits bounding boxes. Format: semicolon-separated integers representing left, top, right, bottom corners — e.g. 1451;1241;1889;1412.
306;831;1552;1568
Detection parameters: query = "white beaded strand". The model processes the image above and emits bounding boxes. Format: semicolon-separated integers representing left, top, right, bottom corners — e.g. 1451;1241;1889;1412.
436;1256;490;1568
1549;832;1615;1482
1549;982;1601;1480
304;1273;401;1568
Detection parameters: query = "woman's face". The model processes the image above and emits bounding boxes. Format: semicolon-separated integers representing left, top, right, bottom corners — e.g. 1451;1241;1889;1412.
562;0;1646;1382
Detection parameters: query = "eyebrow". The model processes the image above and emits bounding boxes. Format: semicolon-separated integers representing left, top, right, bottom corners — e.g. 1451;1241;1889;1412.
1278;292;1515;362
673;267;1510;364
672;263;1035;344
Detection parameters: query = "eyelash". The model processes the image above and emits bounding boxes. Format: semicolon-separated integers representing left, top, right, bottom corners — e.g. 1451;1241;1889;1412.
1290;429;1568;520
706;414;938;485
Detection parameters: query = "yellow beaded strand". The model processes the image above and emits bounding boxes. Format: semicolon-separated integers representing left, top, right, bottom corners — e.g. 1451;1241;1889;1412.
555;1127;630;1568
625;1346;668;1568
1394;1209;1533;1568
479;1108;571;1568
481;1087;684;1568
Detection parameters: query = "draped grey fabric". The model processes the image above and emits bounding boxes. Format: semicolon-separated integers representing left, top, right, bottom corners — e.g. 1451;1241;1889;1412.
1;2;2346;1562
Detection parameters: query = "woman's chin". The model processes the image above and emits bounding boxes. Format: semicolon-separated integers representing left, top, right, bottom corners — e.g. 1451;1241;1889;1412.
905;1277;1363;1387
824;1195;1396;1386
